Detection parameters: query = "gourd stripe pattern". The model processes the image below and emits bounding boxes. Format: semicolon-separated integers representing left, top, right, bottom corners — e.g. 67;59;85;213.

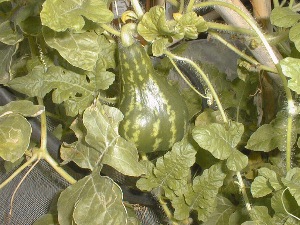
118;42;189;153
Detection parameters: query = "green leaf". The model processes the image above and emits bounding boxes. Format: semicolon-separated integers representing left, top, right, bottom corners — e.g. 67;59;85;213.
0;21;23;45
43;27;100;71
57;172;130;225
246;112;298;152
62;102;144;176
0;114;31;162
93;70;115;90
40;0;113;32
185;163;227;222
290;23;300;52
257;167;283;191
152;38;168;57
251;176;273;198
270;7;300;28
192;121;244;160
249;206;273;225
172;193;191;220
226;149;248;171
95;35;116;70
280;57;300;94
0;100;44;117
282;168;300;206
202;195;236;225
136;138;196;198
8;65;96;116
33;214;58;225
0;43;17;84
175;12;207;39
137;6;176;42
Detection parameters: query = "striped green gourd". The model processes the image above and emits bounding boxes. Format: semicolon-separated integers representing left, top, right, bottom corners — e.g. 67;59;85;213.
118;41;189;153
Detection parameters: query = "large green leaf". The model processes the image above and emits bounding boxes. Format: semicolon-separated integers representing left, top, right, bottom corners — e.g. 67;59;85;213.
0;21;23;45
0;100;44;117
40;0;114;32
43;27;102;71
281;168;300;206
61;102;144;176
280;57;300;94
0;114;31;162
246;112;298;152
0;43;17;84
226;149;248;171
290;23;300;52
192;121;244;160
270;7;300;28
251;176;273;198
136;138;196;199
184;163;227;222
8;65;96;116
249;206;274;225
57;172;131;225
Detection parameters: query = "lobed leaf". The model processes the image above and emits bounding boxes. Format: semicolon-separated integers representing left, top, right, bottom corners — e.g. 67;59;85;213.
40;0;113;32
57;172;130;225
192;121;244;160
270;7;300;28
281;168;300;206
0;114;31;162
251;176;273;198
280;57;300;94
136;138;196;198
0;21;23;45
8;65;96;116
0;100;44;117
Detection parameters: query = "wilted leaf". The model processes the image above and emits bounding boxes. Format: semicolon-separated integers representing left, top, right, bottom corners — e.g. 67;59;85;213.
41;0;113;32
290;23;300;52
0;21;23;45
0;114;31;162
280;57;300;94
226;149;248;171
0;43;17;84
0;100;44;117
57;172;130;225
43;27;100;71
136;138;196;198
8;65;96;116
281;168;300;206
185;163;227;222
192;121;244;160
246;112;298;152
270;7;300;28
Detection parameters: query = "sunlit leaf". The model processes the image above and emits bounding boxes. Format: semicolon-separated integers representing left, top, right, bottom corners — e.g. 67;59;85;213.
0;100;44;117
57;172;130;225
226;149;248;171
290;23;300;52
251;176;273;198
249;206;273;225
152;37;168;57
246;112;299;152
136;138;196;199
0;21;23;45
0;114;31;162
280;57;300;94
8;65;96;116
0;43;17;84
257;167;283;191
41;0;113;32
282;168;300;206
94;70;115;90
43;27;100;71
270;7;300;28
184;163;227;222
192;121;244;160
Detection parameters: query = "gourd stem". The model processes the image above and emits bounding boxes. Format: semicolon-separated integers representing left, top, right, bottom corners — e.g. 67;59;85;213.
100;24;121;37
273;0;280;7
131;0;144;19
165;51;228;123
166;0;179;8
289;0;295;8
207;22;256;36
37;98;47;152
179;0;185;14
186;0;195;12
209;32;277;74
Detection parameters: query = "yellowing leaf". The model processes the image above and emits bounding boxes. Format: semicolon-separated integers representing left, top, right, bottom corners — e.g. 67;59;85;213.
41;0;113;32
280;57;300;94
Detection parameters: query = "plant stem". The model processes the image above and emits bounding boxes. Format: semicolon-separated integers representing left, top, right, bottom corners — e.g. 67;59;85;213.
158;197;179;225
0;154;38;190
44;153;77;184
207;22;257;36
209;32;277;74
165;51;228;123
131;0;144;19
186;0;195;12
37;97;47;152
179;0;185;14
100;24;120;37
236;172;252;211
273;0;279;7
289;0;295;8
